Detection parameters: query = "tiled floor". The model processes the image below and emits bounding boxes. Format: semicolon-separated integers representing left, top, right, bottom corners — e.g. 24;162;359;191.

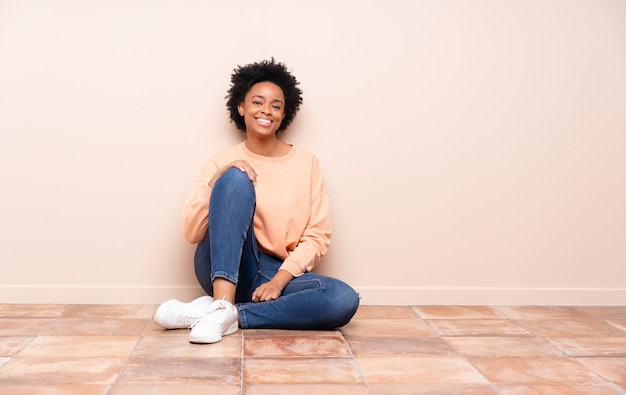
1;304;625;394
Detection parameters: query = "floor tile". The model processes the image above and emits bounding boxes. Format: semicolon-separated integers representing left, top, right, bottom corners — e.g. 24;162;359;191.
142;321;191;336
413;305;505;319
244;384;370;395
495;306;593;320
244;357;362;384
243;329;340;337
346;336;456;357
244;334;350;357
110;383;241;395
340;319;434;337
131;334;241;358
356;356;488;384
41;318;148;336
0;305;69;319
445;336;565;358
517;318;626;338
576;357;626;383
17;336;138;358
0;384;110;394
576;307;626;319
0;357;125;385
353;305;418;319
369;383;499;394
426;319;530;336
116;356;240;385
0;357;11;368
548;337;626;357
62;304;155;319
497;383;626;394
606;319;626;333
0;337;33;357
470;357;604;385
0;319;55;336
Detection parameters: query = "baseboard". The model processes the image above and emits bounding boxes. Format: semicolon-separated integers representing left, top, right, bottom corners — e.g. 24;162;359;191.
1;285;625;305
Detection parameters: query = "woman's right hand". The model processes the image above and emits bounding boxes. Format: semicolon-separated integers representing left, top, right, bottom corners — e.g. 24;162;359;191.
209;160;257;187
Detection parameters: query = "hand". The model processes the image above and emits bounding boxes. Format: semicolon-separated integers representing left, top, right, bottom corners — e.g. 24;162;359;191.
251;269;294;302
251;282;282;302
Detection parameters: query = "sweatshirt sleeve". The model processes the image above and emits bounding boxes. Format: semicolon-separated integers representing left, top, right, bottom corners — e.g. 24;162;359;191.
279;156;332;276
180;159;220;244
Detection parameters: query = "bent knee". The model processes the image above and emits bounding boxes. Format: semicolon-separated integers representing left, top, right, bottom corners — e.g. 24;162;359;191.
213;167;255;196
217;167;251;185
326;281;360;327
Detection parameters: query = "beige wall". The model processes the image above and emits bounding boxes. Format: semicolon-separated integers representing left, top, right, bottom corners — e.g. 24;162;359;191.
1;0;625;305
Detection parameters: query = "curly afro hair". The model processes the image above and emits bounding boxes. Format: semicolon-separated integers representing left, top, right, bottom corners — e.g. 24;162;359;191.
226;58;303;133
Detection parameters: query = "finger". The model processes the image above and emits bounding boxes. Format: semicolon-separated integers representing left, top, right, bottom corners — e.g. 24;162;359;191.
242;168;254;182
238;163;257;185
251;285;265;302
251;287;258;300
259;290;273;302
262;287;278;302
242;165;253;176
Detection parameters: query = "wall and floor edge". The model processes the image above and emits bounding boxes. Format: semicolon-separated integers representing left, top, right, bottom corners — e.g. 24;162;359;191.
1;285;624;306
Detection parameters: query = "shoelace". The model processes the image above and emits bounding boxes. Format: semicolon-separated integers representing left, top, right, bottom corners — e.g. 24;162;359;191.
181;310;205;321
189;302;227;329
178;303;209;323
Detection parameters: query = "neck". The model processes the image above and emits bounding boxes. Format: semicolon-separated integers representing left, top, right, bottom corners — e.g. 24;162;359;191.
245;136;285;157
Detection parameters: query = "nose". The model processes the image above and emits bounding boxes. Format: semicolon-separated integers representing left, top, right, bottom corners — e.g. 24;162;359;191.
261;103;272;114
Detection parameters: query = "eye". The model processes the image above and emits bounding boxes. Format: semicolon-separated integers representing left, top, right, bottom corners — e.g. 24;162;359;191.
272;105;282;110
252;100;262;106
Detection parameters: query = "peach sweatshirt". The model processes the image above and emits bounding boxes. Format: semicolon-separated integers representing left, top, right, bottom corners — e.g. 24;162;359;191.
180;142;331;277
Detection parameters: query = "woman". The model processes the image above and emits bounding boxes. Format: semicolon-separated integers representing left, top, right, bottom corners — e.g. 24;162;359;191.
154;59;359;344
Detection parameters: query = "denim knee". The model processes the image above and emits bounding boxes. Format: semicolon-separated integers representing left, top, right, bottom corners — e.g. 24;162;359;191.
213;167;254;194
210;167;256;214
309;276;359;328
329;280;360;327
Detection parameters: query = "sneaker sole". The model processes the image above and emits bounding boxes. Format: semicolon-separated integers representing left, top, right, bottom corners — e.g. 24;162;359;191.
189;321;239;344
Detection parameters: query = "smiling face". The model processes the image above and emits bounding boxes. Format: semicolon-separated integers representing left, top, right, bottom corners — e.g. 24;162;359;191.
237;81;286;138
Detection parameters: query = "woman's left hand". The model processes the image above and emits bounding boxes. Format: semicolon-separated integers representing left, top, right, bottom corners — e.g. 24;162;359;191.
251;282;282;302
251;269;294;302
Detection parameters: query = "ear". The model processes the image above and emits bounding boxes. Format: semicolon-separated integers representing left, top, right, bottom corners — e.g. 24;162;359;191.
237;102;244;116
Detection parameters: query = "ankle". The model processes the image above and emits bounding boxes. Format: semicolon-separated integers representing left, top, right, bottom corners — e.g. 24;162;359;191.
212;278;236;304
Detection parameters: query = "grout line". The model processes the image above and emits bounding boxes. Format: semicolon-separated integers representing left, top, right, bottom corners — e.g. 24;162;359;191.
8;304;73;360
430;319;497;391
240;328;245;395
337;328;374;395
105;314;150;394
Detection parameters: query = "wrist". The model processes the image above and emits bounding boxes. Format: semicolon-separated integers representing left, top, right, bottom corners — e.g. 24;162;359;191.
271;269;294;290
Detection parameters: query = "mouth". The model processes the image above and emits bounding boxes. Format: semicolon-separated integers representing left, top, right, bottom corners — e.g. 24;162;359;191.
256;117;273;126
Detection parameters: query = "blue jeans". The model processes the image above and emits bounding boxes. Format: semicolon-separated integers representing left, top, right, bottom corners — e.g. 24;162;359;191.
194;168;359;329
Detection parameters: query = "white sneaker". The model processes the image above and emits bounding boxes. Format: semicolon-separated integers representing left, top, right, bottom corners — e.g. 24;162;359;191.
153;295;214;329
189;299;239;344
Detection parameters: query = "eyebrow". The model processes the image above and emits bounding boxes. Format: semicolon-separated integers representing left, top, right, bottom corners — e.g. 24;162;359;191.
252;95;284;104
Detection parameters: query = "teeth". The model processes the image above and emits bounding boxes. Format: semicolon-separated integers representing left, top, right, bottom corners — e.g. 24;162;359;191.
257;118;271;125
